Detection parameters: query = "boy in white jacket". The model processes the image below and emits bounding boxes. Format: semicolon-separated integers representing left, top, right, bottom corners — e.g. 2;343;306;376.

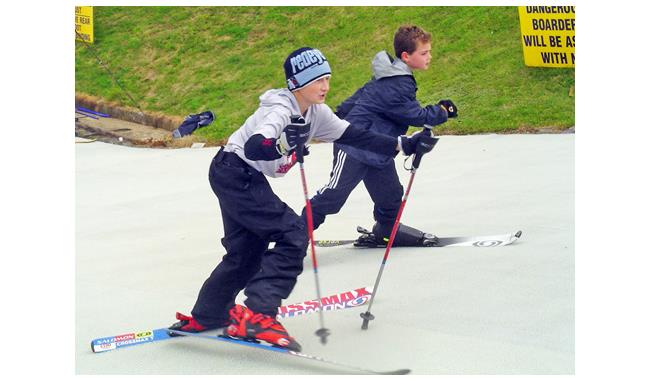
169;47;435;351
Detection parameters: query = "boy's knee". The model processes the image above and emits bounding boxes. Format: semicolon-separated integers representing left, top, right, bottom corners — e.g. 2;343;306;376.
293;223;310;250
278;219;309;255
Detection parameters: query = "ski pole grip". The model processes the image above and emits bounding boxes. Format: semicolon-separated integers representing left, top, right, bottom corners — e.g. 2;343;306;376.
291;115;306;163
412;125;436;169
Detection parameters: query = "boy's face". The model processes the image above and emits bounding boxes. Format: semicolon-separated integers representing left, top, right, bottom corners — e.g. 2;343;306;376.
402;41;432;70
295;75;330;105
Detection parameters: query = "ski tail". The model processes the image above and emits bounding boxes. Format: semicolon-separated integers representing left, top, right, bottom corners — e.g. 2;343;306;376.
314;239;356;247
277;286;373;318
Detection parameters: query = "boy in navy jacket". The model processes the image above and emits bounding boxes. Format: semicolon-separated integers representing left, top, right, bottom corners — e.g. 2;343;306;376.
308;25;458;246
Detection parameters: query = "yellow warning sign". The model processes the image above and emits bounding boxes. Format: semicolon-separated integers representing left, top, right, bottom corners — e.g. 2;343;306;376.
518;6;575;68
75;6;94;44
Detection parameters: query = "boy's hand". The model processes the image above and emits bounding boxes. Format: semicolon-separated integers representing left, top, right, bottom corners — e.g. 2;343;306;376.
277;118;311;156
398;131;438;156
437;100;458;118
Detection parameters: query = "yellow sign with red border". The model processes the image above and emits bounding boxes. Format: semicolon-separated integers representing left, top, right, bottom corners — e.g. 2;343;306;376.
518;6;575;68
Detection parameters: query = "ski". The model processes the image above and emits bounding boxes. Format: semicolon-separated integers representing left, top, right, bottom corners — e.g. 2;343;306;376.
162;329;410;375
91;286;372;353
315;227;522;248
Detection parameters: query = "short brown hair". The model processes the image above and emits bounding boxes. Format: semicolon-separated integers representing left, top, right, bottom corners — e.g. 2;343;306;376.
393;25;432;59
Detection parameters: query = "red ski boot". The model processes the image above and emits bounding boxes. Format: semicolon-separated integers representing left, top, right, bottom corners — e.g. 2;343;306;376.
225;304;302;351
168;312;226;336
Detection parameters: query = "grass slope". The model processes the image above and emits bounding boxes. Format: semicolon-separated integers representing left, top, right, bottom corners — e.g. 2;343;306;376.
75;6;575;141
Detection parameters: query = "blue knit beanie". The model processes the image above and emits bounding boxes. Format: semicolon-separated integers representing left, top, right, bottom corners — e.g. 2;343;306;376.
284;47;331;91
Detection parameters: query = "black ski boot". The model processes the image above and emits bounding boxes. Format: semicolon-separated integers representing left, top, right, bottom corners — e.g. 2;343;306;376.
353;223;438;247
354;226;381;247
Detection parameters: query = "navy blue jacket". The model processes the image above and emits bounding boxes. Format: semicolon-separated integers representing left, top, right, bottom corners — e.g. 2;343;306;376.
335;51;448;168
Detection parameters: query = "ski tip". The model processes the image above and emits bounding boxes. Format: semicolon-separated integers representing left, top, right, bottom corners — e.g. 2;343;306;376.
515;230;523;238
380;368;411;375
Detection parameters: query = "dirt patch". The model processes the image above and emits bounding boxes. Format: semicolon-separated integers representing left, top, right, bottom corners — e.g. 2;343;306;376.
75;93;186;131
75;93;221;148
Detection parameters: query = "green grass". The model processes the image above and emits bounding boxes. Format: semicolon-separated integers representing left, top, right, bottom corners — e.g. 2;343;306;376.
75;6;574;142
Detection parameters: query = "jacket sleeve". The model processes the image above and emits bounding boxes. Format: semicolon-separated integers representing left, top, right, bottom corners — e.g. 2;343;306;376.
377;76;448;127
242;108;288;161
244;134;282;161
335;79;373;119
334;123;398;156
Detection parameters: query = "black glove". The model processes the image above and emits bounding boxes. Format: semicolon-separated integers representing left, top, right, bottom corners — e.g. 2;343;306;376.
399;131;438;156
277;116;311;156
437;99;458;118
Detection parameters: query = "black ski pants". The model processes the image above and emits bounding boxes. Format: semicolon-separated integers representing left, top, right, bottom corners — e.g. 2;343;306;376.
191;148;308;327
308;145;403;231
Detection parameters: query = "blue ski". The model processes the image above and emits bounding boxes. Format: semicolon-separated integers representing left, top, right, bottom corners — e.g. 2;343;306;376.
165;329;410;375
91;286;373;353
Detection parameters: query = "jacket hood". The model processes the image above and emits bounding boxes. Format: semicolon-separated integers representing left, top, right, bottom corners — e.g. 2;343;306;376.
372;51;413;80
259;88;300;113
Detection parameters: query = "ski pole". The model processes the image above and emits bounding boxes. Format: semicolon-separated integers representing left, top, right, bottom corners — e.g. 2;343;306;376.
292;115;331;344
360;125;439;330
